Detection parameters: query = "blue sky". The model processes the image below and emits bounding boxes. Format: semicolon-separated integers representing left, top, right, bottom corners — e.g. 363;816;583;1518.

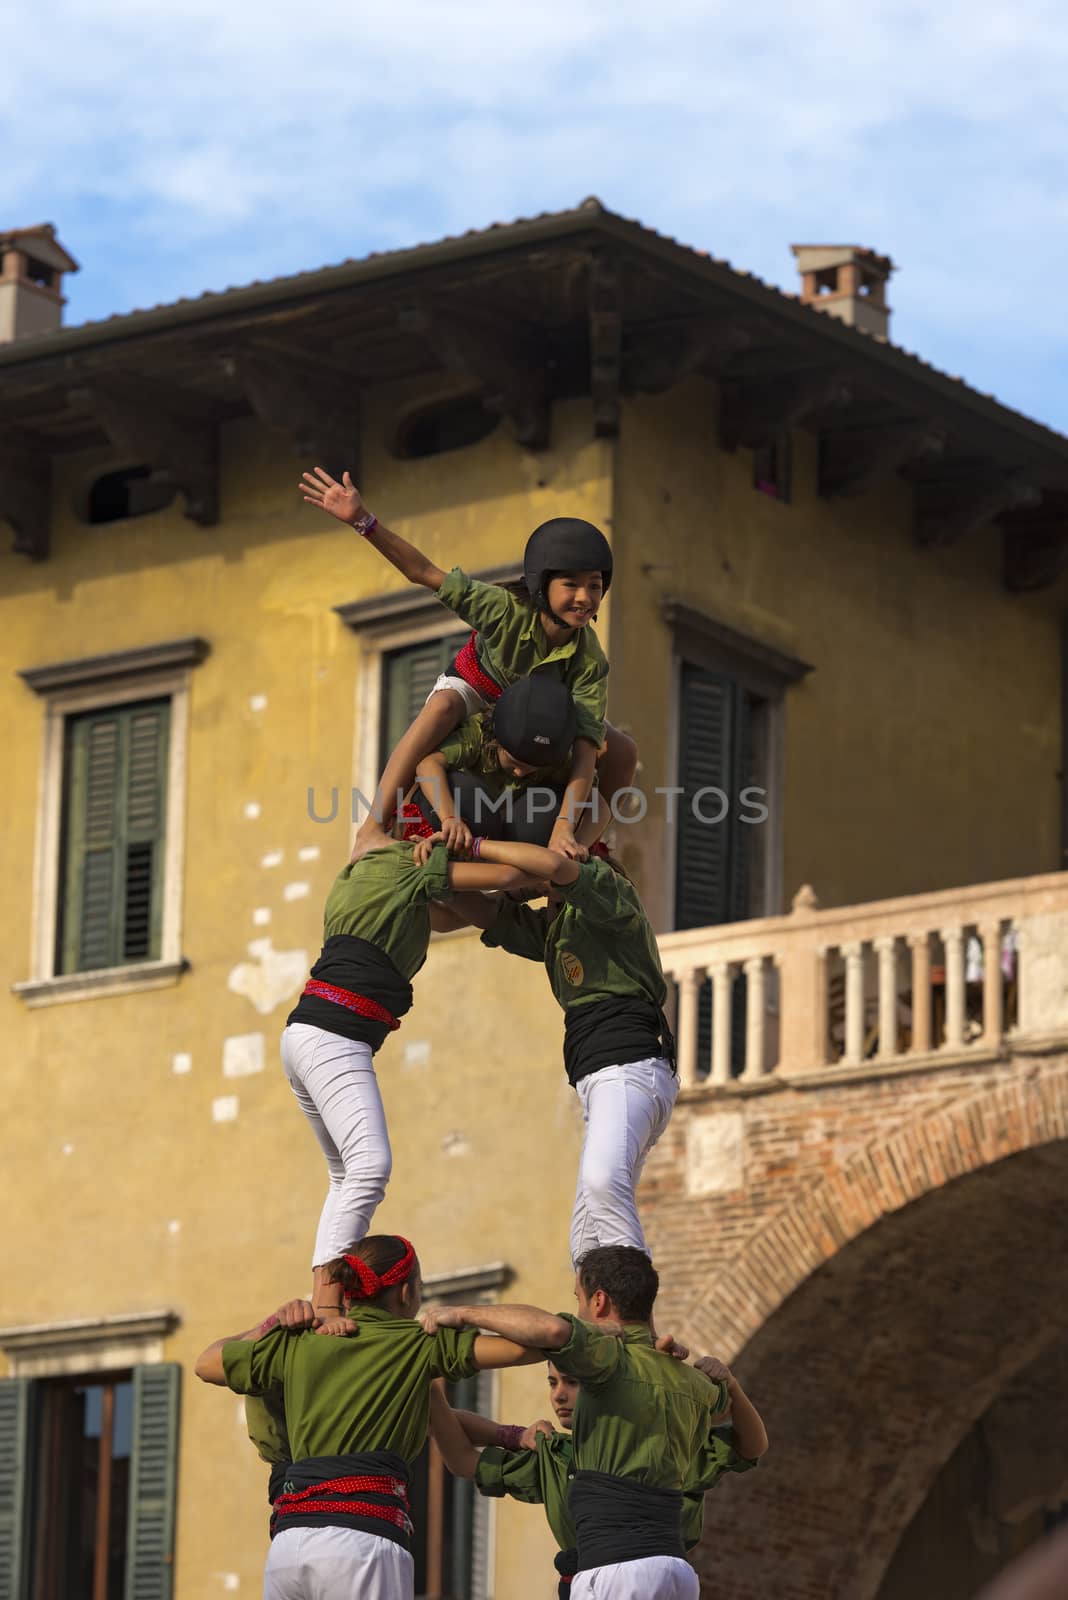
5;0;1067;434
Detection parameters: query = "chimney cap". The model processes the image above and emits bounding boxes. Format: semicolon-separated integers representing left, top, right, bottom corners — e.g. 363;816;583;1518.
0;224;79;275
790;243;894;278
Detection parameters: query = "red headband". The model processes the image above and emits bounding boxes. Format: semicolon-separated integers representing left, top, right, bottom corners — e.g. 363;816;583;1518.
342;1237;417;1301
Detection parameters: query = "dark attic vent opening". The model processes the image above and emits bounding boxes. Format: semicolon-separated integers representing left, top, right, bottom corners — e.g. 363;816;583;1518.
394;396;500;460
87;466;177;525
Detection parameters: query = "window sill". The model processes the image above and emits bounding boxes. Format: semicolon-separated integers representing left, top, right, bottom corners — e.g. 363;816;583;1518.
12;958;189;1008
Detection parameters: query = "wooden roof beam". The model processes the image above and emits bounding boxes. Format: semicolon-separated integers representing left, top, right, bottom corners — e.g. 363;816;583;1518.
914;470;1042;549
67;374;220;526
398;302;549;450
224;348;362;476
589;251;623;438
624;314;752;394
720;367;853;453
0;437;51;560
819;420;947;498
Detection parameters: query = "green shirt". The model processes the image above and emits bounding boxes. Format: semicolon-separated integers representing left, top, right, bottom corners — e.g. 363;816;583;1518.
222;1307;479;1465
482;858;667;1014
436;567;608;747
322;842;452;979
476;1432;576;1552
476;1423;754;1554
436;714;573;797
244;1393;289;1466
546;1319;729;1491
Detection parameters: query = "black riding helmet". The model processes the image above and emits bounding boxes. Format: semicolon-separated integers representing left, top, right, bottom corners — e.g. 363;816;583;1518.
492;675;578;768
523;518;613;623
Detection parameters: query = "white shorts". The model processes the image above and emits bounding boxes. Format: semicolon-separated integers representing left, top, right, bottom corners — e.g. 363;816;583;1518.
572;1555;699;1599
427;672;492;717
264;1525;414;1599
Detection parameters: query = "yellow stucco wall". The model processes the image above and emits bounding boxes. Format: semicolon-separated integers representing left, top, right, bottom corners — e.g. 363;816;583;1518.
609;378;1066;931
2;374;1065;1599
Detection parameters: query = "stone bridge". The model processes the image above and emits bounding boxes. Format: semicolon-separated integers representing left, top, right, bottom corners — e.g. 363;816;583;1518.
644;871;1068;1599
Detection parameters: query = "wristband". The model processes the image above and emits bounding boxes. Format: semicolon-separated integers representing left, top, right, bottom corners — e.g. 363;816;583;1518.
493;1423;526;1451
352;511;378;537
471;836;483;859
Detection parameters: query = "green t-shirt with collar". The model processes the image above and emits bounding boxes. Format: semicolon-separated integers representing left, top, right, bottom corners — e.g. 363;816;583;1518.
545;1318;728;1491
322;841;452;980
436;714;573;797
435;567;608;748
222;1307;479;1466
476;1423;756;1553
481;857;666;1014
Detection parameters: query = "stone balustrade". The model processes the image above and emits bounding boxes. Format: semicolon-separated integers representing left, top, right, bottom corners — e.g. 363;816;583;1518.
657;870;1068;1089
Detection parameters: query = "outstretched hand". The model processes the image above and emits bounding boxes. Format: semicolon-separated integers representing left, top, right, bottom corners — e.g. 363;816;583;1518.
300;467;365;526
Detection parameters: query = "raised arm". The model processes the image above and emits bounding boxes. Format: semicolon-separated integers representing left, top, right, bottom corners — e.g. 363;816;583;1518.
194;1299;313;1385
299;469;445;590
694;1357;769;1460
421;1302;571;1350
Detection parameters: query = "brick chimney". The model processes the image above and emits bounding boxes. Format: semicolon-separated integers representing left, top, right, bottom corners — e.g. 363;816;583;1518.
791;244;894;341
0;224;79;343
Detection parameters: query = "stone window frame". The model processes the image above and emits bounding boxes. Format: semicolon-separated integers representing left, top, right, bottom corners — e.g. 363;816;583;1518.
13;638;208;1008
0;1309;180;1380
662;599;813;931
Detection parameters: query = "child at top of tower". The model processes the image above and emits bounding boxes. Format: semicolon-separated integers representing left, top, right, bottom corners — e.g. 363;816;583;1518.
299;467;636;861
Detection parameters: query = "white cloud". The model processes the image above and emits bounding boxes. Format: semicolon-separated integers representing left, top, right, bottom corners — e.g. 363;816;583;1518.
3;0;1067;427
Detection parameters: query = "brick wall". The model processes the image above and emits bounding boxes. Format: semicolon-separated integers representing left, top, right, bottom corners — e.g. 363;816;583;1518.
638;1053;1068;1599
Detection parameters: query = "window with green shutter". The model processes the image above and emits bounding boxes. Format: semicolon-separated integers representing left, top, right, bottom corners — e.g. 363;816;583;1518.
57;700;170;975
0;1365;180;1600
378;636;461;774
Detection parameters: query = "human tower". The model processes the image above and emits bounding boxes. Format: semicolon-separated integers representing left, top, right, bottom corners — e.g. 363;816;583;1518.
196;470;768;1600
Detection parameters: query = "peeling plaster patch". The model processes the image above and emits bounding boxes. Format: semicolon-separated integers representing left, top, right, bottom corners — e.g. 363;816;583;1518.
168;1219;181;1236
283;881;310;901
298;845;321;863
228;940;308;1015
252;907;271;926
686;1114;744;1196
222;1577;241;1593
244;802;261;820
223;1033;265;1078
213;1096;240;1123
404;1040;431;1070
261;850;283;869
441;1130;470;1158
249;694;268;713
172;1052;192;1075
61;1142;74;1156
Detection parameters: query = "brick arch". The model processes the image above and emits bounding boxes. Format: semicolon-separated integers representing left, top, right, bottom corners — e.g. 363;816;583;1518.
678;1057;1068;1362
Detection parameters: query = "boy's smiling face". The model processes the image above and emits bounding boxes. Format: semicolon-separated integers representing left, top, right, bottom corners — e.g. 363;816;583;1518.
544;570;604;628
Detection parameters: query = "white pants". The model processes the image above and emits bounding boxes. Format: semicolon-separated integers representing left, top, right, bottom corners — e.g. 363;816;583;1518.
264;1526;413;1599
570;1058;679;1267
280;1024;392;1268
428;671;490;717
572;1556;698;1599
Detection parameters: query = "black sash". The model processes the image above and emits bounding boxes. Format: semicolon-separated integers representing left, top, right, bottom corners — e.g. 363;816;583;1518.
568;1470;685;1570
286;936;414;1052
555;1546;579;1596
271;1451;413;1552
563;996;676;1086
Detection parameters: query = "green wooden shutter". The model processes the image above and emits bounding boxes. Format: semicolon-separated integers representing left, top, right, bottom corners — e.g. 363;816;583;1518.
59;699;170;974
378;637;459;771
124;1365;180;1600
675;666;736;930
0;1379;34;1600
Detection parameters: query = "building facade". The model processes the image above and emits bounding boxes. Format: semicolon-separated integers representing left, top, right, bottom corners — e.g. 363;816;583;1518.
1;201;1067;1599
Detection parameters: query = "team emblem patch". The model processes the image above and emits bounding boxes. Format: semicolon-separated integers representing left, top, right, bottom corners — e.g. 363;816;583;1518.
560;951;585;986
